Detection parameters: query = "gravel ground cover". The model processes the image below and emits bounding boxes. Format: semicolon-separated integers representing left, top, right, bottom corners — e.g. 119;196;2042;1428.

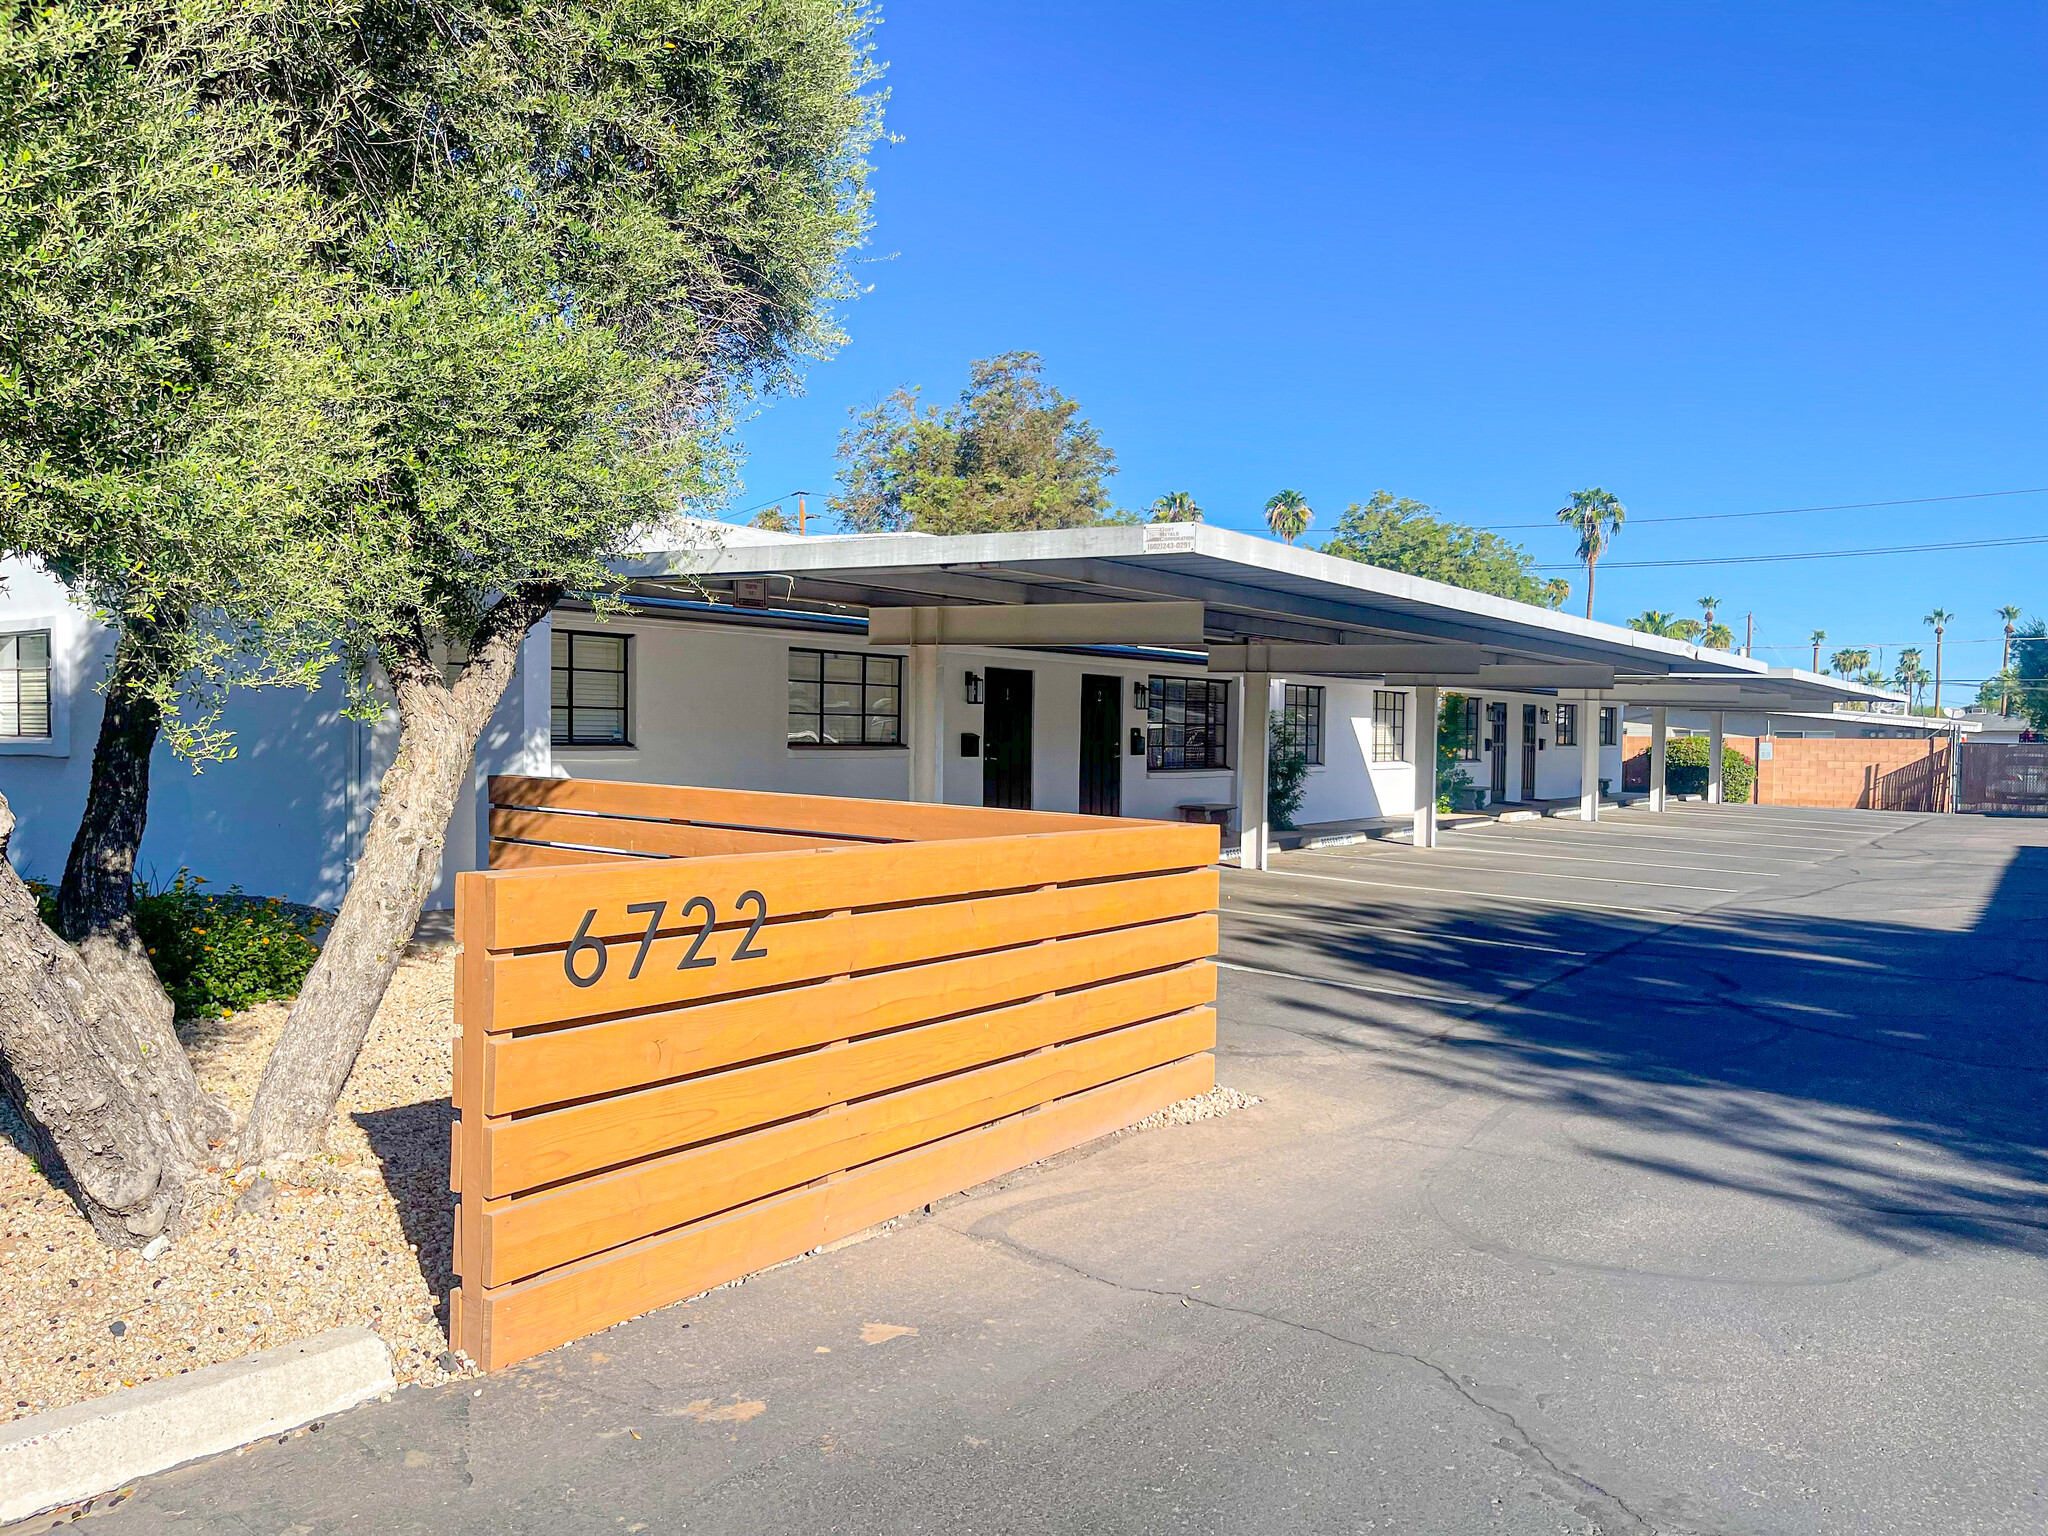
2;944;1252;1426
0;943;470;1423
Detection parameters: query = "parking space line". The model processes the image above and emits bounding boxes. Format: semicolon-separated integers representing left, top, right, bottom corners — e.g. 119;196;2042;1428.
1215;958;1481;1005
1284;855;1738;893
1235;865;1694;917
1454;824;1850;855
1440;829;1815;865
1221;893;1590;956
1304;844;1791;879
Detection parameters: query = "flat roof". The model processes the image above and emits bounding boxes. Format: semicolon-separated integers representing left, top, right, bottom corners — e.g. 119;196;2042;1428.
623;522;1899;707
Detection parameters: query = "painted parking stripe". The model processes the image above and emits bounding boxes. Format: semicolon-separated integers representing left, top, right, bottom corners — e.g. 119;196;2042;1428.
1299;843;1789;879
1232;864;1694;917
1216;958;1486;1006
1282;855;1739;894
1221;893;1590;956
1457;824;1850;855
1437;829;1815;867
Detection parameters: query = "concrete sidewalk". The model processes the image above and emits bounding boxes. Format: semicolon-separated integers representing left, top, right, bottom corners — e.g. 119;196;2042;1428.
41;808;2048;1536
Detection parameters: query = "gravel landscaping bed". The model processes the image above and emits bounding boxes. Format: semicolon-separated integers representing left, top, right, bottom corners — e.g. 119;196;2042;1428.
0;943;471;1424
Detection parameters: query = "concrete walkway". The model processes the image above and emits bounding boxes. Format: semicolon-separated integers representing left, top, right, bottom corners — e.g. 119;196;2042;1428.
43;807;2048;1536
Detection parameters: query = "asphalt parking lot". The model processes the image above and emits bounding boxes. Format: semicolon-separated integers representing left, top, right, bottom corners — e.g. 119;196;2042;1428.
40;805;2048;1536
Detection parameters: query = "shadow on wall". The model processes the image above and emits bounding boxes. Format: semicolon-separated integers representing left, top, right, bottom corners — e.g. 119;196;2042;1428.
1227;834;2048;1261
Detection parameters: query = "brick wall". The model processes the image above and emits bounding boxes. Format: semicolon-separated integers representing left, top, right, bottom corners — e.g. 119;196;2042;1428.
1624;734;1947;809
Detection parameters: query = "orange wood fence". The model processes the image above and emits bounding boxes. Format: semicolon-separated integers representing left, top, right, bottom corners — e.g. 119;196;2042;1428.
450;776;1221;1371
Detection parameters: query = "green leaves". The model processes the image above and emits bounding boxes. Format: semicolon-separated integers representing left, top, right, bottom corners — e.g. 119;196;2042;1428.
831;352;1119;535
1322;491;1563;609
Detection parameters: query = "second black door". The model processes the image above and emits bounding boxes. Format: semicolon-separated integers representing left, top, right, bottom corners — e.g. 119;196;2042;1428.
1521;704;1539;800
1079;674;1122;816
982;667;1034;809
1488;702;1509;801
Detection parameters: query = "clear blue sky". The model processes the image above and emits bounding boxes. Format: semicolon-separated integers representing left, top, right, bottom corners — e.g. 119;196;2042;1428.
730;2;2045;693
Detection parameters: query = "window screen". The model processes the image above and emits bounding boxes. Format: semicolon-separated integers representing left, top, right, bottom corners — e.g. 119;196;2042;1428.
788;649;902;746
1555;703;1577;747
1371;690;1406;763
1458;695;1482;761
1600;706;1618;746
1148;676;1230;770
551;630;629;745
0;631;52;739
1279;684;1324;765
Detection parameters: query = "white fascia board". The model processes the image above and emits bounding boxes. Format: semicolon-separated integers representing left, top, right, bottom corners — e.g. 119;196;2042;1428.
866;601;1205;647
1383;665;1617;690
1206;642;1486;675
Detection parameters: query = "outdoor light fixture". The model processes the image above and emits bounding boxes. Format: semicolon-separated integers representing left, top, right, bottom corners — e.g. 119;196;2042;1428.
964;671;982;704
1132;680;1149;711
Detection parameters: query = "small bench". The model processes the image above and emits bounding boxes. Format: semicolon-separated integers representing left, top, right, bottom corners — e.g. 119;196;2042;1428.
1176;802;1235;827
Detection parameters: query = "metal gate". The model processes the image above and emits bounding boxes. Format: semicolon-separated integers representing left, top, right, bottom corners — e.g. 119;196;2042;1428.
1870;747;1950;812
1958;742;2048;815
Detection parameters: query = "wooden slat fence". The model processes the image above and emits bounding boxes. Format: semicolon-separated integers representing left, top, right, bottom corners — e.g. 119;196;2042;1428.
451;776;1221;1371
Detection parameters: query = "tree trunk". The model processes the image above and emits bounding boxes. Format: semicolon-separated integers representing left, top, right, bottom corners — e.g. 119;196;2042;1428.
53;621;232;1149
1584;558;1596;620
238;589;555;1167
0;792;219;1245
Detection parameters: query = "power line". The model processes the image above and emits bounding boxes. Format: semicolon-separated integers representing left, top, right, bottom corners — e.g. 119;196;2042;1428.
1536;532;2048;572
1481;486;2048;532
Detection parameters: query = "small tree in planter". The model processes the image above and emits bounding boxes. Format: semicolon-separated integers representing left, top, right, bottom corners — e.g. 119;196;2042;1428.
1662;736;1755;802
1267;713;1310;831
1437;693;1483;811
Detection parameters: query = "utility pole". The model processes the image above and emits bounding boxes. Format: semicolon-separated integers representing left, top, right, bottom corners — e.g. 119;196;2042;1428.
1744;613;1754;658
797;492;809;536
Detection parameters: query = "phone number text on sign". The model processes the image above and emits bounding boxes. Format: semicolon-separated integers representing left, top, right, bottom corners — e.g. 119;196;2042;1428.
563;890;770;988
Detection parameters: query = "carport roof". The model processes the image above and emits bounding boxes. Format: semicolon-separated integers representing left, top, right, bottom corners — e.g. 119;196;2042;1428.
622;522;1898;705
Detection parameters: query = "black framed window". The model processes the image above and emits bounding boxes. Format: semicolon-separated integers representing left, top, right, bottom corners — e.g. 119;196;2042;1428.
1148;675;1230;770
551;630;629;745
1458;695;1482;761
1600;706;1618;746
1555;703;1577;747
788;648;902;747
1371;689;1406;763
1280;684;1324;765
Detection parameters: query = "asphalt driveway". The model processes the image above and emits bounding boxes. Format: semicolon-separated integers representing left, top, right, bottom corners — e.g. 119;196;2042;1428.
36;805;2048;1535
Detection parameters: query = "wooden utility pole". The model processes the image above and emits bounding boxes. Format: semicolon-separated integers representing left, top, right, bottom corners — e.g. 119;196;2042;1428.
798;493;808;536
1744;613;1754;658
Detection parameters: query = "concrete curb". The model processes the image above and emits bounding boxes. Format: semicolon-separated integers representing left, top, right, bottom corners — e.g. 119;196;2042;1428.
0;1326;394;1523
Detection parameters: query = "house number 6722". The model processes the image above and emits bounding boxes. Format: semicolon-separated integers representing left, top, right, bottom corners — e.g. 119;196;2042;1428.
563;891;770;988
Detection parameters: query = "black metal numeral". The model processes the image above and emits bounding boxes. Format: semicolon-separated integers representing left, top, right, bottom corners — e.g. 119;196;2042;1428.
732;890;769;960
675;896;718;970
624;900;666;979
564;908;607;988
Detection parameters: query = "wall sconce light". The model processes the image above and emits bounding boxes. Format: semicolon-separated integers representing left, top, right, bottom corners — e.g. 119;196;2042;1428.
1539;706;1551;723
964;671;982;704
1131;680;1149;711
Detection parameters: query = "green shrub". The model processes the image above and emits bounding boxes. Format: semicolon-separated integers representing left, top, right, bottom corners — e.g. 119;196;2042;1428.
22;872;325;1017
1662;735;1755;803
1267;712;1310;831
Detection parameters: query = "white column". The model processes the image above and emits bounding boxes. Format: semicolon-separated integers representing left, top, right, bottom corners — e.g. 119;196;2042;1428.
1579;697;1602;822
1236;672;1271;871
1649;707;1669;812
1707;711;1725;804
1412;685;1439;848
907;643;941;803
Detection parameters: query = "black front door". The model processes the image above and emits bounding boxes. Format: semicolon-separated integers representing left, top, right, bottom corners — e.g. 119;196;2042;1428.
1079;674;1122;816
982;667;1034;809
1521;704;1539;801
1488;702;1509;800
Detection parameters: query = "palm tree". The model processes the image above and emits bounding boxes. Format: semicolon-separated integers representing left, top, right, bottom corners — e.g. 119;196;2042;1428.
1808;629;1827;671
1829;647;1870;679
1556;488;1626;619
1702;621;1734;649
1893;647;1927;712
1150;491;1202;524
1924;608;1953;715
1697;596;1722;633
1627;610;1686;639
1998;604;2023;713
1264;489;1312;544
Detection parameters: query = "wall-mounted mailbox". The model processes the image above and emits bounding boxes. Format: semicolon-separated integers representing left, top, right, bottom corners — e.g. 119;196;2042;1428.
1129;727;1146;756
960;732;981;758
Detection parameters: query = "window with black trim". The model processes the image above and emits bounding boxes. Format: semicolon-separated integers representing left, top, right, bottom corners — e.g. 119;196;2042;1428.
1279;684;1324;765
1148;675;1230;770
1555;703;1577;747
1371;690;1406;763
788;648;902;747
0;630;50;739
1600;705;1618;746
551;630;630;745
1458;695;1482;761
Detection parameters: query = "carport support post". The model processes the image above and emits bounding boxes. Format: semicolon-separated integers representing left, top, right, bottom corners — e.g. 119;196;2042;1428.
907;643;942;802
1413;685;1439;848
1649;707;1669;812
1707;711;1725;804
1237;672;1271;870
1578;696;1601;822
